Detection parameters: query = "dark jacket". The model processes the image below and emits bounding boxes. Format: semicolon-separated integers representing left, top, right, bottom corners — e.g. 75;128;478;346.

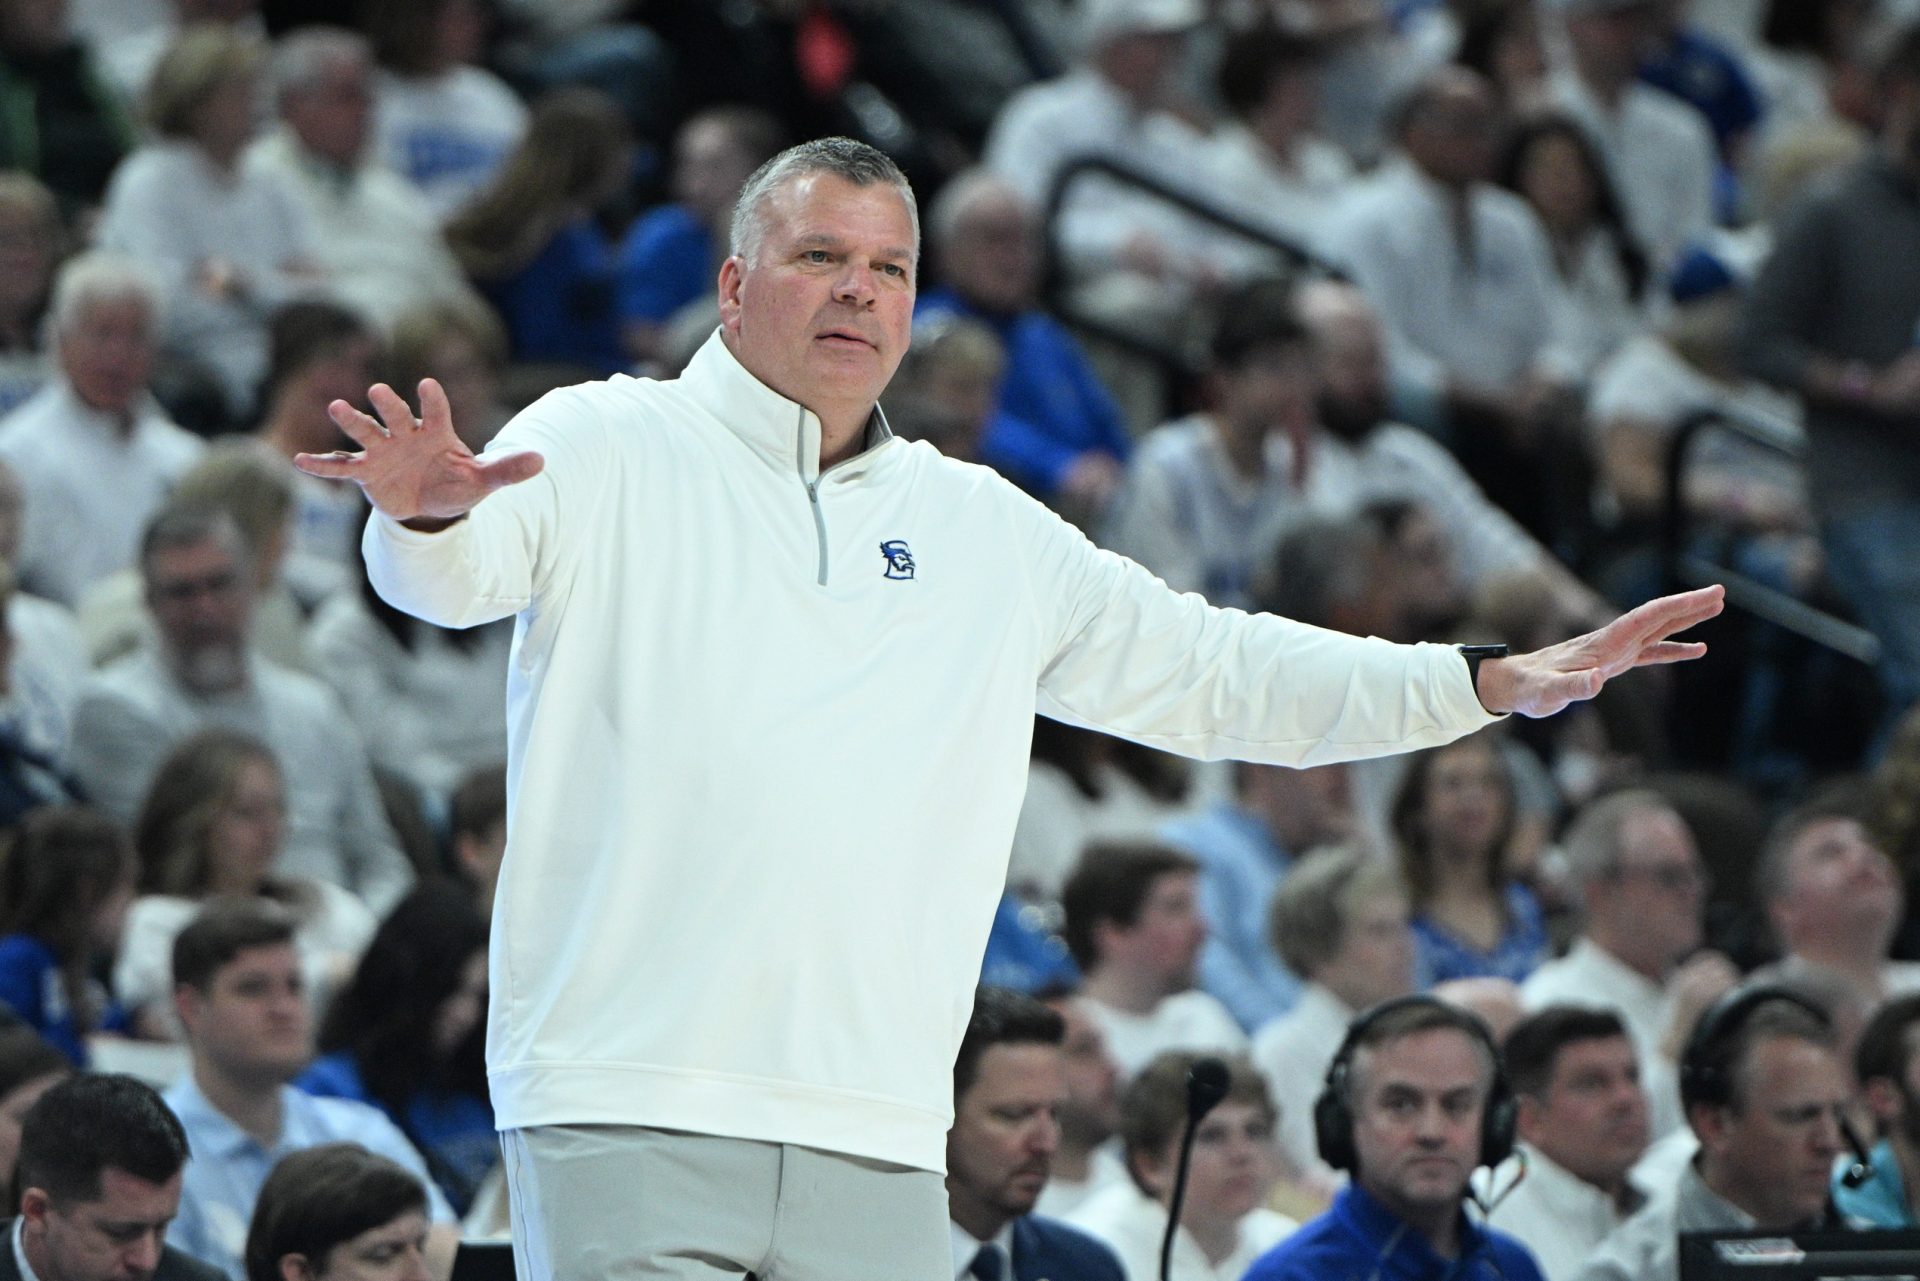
0;1217;227;1281
1012;1214;1126;1281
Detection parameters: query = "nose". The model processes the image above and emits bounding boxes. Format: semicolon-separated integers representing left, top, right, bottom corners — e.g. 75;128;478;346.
401;1246;434;1281
831;262;879;305
1030;1113;1061;1158
124;1230;163;1275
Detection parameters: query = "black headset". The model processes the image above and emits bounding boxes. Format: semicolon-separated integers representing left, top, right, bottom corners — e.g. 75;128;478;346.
1679;983;1832;1112
1313;994;1517;1174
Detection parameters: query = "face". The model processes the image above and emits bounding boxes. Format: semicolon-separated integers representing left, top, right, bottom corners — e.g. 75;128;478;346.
1141;1099;1278;1224
1419;740;1508;864
60;296;155;416
1250;66;1321;144
1214;342;1318;441
673;118;763;224
718;173;917;431
1350;1027;1491;1217
1324;894;1417;1009
209;758;286;893
0;1070;66;1185
432;950;487;1057
1244;761;1352;853
1600;809;1706;965
1310;303;1390;440
1048;996;1121;1144
941;187;1038;315
191;71;259;162
1406;75;1500;187
22;1168;183;1281
1518;1035;1649;1188
1568;7;1659;81
455;819;507;910
0;201;58;314
1697;1036;1849;1228
1518;133;1598;234
90;863;136;952
1775;818;1902;949
945;1043;1066;1231
1380;506;1463;640
284;55;372;166
1103;871;1208;991
144;536;252;692
178;943;311;1087
303;1210;432;1281
286;337;379;452
1097;30;1186;103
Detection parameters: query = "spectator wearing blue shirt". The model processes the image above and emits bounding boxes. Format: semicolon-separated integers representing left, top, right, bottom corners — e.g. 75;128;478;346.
1837;991;1920;1226
163;898;457;1281
1639;0;1765;219
445;88;634;377
1244;997;1547;1281
0;807;134;1066
917;170;1131;520
1392;735;1548;986
618;107;783;368
1160;761;1354;1033
297;883;496;1214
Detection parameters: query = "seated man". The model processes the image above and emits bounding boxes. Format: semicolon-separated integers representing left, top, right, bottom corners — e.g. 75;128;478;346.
1484;1007;1651;1281
1034;990;1127;1221
12;1073;225;1281
1068;1051;1296;1279
1251;846;1416;1187
161;899;457;1280
945;985;1124;1281
1061;843;1247;1081
1836;991;1920;1226
1578;986;1854;1281
1244;997;1546;1281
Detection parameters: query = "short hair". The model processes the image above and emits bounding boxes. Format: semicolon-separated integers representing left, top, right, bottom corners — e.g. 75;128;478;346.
1345;999;1499;1102
47;251;162;343
1059;841;1199;972
1254;512;1386;630
682;105;786;173
1689;995;1836;1115
1209;277;1311;371
138;502;250;579
0;808;132;964
729;137;919;268
1854;992;1920;1091
269;25;371;109
263;299;375;406
1560;788;1686;886
170;443;295;560
1217;26;1322;121
388;297;507;392
0;1028;71;1101
245;1144;428;1281
0;173;59;241
449;761;508;846
1389;736;1516;908
1754;786;1877;907
1119;1052;1272;1193
1267;844;1401;977
134;730;282;898
146;24;266;140
925;167;1022;252
1502;1005;1630;1099
17;1075;189;1204
953;986;1066;1103
172;896;298;994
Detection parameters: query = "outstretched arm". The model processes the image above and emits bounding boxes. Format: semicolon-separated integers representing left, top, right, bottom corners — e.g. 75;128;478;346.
1472;585;1725;717
294;379;545;524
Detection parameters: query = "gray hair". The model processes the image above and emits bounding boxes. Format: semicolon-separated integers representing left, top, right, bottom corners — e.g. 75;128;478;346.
1560;788;1685;886
47;251;163;344
728;136;919;267
1268;844;1402;978
925;166;1024;252
139;503;250;579
270;26;371;108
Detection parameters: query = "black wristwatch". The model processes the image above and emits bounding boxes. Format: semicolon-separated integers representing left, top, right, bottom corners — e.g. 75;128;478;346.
1457;644;1509;703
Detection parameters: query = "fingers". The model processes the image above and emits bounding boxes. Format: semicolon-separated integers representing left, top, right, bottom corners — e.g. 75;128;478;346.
328;399;388;450
367;382;422;436
478;449;546;491
1621;585;1726;643
418;377;453;434
293;450;363;479
1633;640;1709;666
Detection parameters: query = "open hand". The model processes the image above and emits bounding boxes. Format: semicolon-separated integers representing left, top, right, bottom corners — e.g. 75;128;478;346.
1475;585;1725;718
293;379;544;524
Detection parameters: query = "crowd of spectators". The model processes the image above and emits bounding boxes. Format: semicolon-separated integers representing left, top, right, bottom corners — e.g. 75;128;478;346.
5;0;1920;1278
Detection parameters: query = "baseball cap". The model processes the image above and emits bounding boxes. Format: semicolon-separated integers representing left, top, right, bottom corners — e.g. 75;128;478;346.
1080;0;1206;47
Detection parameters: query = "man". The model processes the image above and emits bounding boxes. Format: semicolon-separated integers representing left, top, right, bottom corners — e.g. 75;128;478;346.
1751;798;1920;1008
1741;25;1920;741
1251;846;1416;1186
1577;988;1854;1281
8;1074;224;1281
1522;789;1732;1136
296;134;1721;1276
1034;990;1127;1220
449;761;507;922
1837;992;1920;1226
244;28;473;333
1486;1008;1651;1281
1061;843;1248;1079
946;987;1124;1281
1243;999;1546;1280
68;505;411;912
915;170;1130;515
0;252;203;607
162;899;456;1281
1547;0;1718;273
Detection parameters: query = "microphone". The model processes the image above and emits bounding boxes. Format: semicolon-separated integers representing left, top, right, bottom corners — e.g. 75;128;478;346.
1840;1117;1875;1190
1160;1057;1231;1281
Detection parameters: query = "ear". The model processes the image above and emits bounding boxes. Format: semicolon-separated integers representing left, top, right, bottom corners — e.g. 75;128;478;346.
18;1188;49;1229
279;1253;316;1281
1128;1145;1173;1201
174;983;204;1038
717;256;746;335
1688;1101;1729;1157
1514;1092;1547;1145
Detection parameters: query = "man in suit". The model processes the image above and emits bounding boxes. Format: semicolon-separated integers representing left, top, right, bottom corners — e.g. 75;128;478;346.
7;1072;225;1281
947;987;1125;1281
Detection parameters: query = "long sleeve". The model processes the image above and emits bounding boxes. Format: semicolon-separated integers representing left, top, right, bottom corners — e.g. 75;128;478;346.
68;681;175;822
319;700;415;917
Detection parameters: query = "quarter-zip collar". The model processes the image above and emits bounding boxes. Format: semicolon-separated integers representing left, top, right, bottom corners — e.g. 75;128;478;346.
676;330;897;483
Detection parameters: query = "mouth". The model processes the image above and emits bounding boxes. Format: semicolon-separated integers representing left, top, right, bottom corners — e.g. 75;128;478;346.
816;329;874;350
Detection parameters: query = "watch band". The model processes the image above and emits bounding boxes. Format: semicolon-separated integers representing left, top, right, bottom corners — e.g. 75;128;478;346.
1457;644;1510;693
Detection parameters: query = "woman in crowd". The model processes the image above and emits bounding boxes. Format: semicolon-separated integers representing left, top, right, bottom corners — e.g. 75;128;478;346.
246;1143;433;1281
0;1027;70;1191
1391;731;1549;985
115;730;377;1037
387;298;512;455
0;806;133;1065
443;87;634;377
300;883;495;1215
0;175;61;416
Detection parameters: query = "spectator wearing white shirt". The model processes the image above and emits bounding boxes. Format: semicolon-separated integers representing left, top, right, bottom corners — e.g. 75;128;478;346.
1035;991;1130;1222
1546;0;1719;273
0;461;86;769
1251;845;1416;1190
0;252;203;608
1483;1007;1652;1281
1062;843;1249;1082
0;175;59;419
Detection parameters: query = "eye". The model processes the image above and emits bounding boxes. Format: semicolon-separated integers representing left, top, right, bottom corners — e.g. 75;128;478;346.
880;262;907;278
803;249;831;264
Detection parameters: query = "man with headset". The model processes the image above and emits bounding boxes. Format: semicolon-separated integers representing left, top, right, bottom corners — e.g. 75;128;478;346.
1243;996;1546;1281
1576;985;1857;1281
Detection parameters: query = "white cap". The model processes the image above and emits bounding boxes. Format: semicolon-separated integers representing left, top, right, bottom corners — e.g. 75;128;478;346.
1080;0;1206;48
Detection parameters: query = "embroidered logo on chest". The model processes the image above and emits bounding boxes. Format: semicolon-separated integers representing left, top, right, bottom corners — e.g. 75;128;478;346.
879;539;915;580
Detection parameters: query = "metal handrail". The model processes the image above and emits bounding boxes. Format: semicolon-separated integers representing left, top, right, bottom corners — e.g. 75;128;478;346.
1659;403;1881;665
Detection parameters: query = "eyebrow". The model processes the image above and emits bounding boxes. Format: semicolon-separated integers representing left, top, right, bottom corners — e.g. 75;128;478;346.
791;233;915;262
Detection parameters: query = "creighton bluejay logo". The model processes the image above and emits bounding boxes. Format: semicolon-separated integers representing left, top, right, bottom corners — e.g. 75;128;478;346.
879;540;915;580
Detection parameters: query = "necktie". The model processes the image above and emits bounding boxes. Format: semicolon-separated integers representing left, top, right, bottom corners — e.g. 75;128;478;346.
968;1243;1004;1281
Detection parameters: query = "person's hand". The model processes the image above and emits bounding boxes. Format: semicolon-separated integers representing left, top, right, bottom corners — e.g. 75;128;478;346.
1472;585;1725;717
293;379;544;525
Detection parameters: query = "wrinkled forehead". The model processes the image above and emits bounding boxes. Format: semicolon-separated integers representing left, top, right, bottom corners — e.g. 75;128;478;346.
757;171;919;259
1353;1026;1493;1096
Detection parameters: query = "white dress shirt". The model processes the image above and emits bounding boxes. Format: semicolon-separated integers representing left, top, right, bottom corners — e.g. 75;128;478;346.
1066;1181;1295;1281
1520;938;1684;1137
1250;982;1353;1182
1035;1143;1131;1222
1086;991;1249;1082
949;1219;1016;1281
1481;1143;1646;1281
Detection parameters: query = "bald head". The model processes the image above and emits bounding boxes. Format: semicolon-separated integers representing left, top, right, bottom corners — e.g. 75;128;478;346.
927;168;1038;314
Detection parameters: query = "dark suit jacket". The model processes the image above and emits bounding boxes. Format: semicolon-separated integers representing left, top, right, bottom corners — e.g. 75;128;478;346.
1012;1214;1126;1281
0;1217;227;1281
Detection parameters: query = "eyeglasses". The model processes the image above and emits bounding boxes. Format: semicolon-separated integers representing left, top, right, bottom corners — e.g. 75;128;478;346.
150;569;241;603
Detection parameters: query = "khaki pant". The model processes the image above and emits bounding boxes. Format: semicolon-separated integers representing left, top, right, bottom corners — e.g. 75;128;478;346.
501;1125;950;1280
